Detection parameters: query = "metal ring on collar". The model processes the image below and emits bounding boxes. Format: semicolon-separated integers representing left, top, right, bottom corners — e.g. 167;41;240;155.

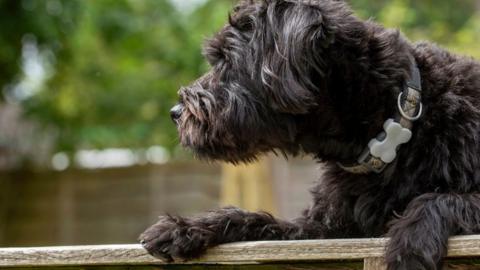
397;92;423;121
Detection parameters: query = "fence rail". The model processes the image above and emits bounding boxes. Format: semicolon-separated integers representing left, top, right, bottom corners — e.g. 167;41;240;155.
1;236;480;269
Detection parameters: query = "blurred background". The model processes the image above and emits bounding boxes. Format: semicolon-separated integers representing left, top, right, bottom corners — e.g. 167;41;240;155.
0;0;478;247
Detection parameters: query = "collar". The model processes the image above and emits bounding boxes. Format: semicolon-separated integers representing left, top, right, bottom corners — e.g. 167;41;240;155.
338;60;423;174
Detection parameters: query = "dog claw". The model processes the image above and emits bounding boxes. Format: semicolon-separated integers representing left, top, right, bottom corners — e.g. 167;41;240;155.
140;215;214;262
151;250;173;263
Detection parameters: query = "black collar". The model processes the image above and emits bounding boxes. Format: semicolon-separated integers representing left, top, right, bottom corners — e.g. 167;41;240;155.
338;60;423;174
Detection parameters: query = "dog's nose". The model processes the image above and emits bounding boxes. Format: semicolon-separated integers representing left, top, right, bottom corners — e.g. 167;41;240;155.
170;104;184;122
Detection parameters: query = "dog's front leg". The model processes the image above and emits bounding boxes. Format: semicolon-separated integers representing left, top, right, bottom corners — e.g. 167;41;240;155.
385;193;480;270
139;206;320;262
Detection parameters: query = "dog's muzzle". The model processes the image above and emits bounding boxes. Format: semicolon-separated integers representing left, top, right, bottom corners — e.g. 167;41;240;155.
170;104;184;123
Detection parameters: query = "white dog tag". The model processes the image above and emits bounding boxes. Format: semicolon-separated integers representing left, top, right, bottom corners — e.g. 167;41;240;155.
368;119;412;163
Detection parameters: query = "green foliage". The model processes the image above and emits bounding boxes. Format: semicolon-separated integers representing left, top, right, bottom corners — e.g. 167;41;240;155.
3;0;235;152
0;0;478;157
351;0;480;58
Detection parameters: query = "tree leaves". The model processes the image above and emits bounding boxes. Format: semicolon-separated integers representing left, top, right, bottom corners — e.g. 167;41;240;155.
0;0;478;159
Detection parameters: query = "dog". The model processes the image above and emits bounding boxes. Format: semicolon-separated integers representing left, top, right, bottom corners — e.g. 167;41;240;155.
140;0;480;269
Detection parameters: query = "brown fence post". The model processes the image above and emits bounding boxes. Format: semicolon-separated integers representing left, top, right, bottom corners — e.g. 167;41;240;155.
220;157;277;214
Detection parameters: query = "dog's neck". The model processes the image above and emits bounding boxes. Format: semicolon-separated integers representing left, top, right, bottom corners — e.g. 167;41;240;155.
298;22;421;170
337;60;422;174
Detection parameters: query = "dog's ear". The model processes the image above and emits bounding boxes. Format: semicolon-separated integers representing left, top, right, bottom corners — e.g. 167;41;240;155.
255;0;355;114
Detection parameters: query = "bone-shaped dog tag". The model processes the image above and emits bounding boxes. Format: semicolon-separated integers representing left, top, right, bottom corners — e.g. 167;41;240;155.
368;119;412;163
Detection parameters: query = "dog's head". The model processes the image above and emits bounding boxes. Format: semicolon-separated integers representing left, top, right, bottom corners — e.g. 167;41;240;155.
171;0;384;163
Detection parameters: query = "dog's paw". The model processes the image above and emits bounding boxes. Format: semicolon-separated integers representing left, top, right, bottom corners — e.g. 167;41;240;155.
386;229;442;270
139;215;215;262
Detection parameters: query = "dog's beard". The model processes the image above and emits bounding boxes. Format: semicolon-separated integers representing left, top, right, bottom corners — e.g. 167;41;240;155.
178;86;223;148
177;86;251;162
176;82;280;163
177;113;256;162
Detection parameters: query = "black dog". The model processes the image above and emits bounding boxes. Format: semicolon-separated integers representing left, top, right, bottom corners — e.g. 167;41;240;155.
140;0;480;269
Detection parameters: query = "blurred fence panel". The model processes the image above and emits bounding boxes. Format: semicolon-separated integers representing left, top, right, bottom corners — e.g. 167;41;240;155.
0;163;221;247
0;157;318;247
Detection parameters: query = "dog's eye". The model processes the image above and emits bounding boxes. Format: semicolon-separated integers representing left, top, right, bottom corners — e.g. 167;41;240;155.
203;41;225;67
205;53;222;67
206;49;230;68
229;13;254;32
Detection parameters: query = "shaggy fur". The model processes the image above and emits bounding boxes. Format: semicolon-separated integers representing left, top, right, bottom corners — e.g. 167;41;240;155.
140;0;480;269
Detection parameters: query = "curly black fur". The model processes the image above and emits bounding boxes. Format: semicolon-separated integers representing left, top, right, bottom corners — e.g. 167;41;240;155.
140;0;480;269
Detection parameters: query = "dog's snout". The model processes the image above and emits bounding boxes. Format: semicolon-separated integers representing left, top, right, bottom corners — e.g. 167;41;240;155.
170;104;184;122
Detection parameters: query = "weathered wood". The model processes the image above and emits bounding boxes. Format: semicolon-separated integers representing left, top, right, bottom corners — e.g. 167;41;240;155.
2;236;480;268
0;263;364;270
4;263;480;270
0;240;376;267
443;260;480;270
363;257;386;270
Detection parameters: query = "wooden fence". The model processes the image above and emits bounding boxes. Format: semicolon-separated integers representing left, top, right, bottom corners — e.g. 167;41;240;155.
0;158;317;247
1;236;480;269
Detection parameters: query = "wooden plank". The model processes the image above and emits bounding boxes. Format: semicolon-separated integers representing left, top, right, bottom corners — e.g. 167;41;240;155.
363;257;386;270
443;260;480;270
1;236;480;267
0;240;377;267
3;262;480;270
0;263;364;270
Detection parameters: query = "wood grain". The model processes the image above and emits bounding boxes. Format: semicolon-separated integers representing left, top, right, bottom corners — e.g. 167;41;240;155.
0;264;364;270
1;235;480;268
364;257;386;270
